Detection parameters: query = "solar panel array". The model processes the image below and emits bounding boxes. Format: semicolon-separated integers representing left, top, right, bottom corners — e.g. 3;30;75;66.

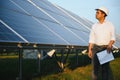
0;0;120;48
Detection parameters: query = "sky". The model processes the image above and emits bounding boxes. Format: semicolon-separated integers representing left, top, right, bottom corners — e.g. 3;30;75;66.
48;0;120;34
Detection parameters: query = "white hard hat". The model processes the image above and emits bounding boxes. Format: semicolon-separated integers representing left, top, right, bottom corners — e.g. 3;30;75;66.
95;6;109;15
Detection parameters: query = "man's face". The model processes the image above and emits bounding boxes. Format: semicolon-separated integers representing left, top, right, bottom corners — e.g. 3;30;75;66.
96;10;104;20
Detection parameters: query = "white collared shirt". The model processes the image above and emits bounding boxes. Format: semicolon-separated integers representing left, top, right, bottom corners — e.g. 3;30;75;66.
89;21;115;45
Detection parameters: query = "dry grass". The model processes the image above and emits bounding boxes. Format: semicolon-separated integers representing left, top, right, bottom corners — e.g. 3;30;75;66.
0;53;120;80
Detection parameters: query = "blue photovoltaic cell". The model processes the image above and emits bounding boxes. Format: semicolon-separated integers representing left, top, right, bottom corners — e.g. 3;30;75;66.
0;22;24;42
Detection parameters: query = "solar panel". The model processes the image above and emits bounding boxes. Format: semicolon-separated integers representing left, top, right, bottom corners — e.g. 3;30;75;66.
0;0;120;48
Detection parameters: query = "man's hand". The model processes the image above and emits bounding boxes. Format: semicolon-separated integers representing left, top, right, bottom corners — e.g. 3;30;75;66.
88;43;93;59
88;50;92;59
107;40;114;53
107;45;112;53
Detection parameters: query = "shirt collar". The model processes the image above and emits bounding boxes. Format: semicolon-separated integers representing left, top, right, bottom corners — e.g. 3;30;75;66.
98;20;107;24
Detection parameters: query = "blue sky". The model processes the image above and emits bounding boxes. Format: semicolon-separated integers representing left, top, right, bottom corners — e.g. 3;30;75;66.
48;0;120;34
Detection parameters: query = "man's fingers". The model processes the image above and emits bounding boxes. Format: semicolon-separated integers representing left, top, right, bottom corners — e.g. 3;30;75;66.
88;53;92;59
107;47;111;53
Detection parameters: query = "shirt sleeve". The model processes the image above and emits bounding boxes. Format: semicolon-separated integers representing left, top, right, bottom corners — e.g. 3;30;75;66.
89;26;95;43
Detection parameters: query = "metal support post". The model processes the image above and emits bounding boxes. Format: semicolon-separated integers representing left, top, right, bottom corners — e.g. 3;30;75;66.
18;48;22;80
76;49;79;65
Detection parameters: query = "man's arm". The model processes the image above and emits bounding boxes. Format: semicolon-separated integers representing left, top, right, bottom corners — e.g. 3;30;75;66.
88;26;95;58
88;43;93;59
107;23;115;53
107;40;115;53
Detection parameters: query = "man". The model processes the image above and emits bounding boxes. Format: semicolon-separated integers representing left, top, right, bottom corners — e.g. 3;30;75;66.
88;6;115;80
